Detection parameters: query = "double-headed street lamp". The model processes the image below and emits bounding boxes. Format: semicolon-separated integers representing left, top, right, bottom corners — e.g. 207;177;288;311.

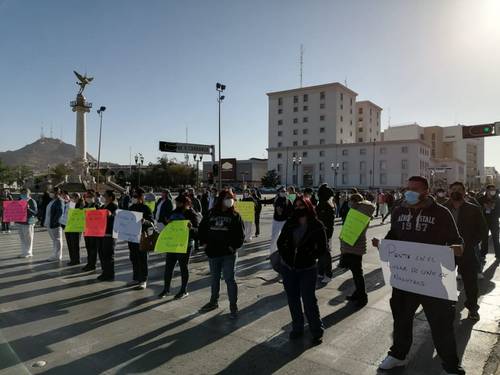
330;162;340;187
292;156;302;186
216;82;226;191
96;106;106;192
134;153;144;187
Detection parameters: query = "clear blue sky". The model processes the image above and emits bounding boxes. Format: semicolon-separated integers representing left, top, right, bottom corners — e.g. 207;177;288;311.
1;0;500;170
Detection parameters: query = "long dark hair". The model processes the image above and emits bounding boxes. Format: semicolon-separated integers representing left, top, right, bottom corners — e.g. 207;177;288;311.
293;196;317;220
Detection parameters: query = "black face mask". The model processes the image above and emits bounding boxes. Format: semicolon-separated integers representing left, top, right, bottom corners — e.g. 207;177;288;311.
450;192;463;201
294;208;307;218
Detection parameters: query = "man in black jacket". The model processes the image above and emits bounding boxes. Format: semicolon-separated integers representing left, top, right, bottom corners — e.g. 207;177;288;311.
374;176;465;375
478;184;500;259
445;181;487;320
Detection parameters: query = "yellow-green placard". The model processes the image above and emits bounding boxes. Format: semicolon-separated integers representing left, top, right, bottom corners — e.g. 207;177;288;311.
154;220;189;254
145;201;156;213
235;201;254;222
288;194;297;203
64;208;95;233
339;208;371;246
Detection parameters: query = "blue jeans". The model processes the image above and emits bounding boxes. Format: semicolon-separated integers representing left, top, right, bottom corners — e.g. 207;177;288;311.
281;264;324;337
208;254;238;308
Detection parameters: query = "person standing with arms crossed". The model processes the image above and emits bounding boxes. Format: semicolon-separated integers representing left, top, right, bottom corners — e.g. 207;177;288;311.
16;188;38;258
373;176;465;375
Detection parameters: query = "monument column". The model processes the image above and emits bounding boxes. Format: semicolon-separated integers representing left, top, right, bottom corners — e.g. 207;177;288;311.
70;93;92;177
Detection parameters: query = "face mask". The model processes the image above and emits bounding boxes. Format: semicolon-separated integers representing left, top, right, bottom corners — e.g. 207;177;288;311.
223;199;234;208
20;194;28;200
437;192;446;198
404;190;420;205
489;190;497;197
294;208;307;218
131;198;138;205
450;192;463;201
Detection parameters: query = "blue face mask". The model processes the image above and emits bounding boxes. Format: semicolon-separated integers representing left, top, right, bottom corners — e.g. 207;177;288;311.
20;194;28;200
404;190;420;205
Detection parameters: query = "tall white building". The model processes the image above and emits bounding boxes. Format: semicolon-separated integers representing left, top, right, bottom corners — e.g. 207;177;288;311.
355;100;382;143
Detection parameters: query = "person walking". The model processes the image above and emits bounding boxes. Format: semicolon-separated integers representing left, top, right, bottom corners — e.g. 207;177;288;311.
44;187;64;262
444;181;487;321
16;188;38;258
127;188;154;290
340;193;375;307
0;189;13;233
316;184;335;284
159;194;201;299
241;188;257;242
277;196;327;344
153;189;174;232
65;193;84;266
97;190;118;281
251;189;262;237
478;184;500;259
198;190;245;318
381;190;395;224
82;190;101;272
261;186;293;256
373;176;465;375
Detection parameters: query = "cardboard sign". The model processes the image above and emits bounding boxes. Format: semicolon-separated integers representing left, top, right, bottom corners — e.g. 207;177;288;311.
2;200;27;222
112;209;143;243
379;239;457;301
65;208;95;233
154;220;189;254
235;201;255;223
145;201;156;214
84;209;108;237
339;208;371;246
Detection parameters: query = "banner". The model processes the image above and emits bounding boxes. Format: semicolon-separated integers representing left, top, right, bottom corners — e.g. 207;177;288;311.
2;200;27;222
339;208;371;246
235;201;254;222
84;209;108;237
379;239;458;301
65;208;95;233
112;209;143;243
154;220;189;254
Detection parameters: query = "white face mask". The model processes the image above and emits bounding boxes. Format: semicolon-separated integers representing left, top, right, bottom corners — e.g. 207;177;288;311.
489;190;497;197
131;198;138;205
437;192;446;198
223;198;234;208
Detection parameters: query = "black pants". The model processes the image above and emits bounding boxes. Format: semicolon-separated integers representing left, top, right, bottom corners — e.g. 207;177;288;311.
481;217;500;257
65;232;81;264
389;288;460;373
317;237;333;278
1;222;10;231
342;253;366;298
163;249;191;293
98;237;116;277
84;236;99;268
255;212;261;236
457;253;479;312
128;242;148;282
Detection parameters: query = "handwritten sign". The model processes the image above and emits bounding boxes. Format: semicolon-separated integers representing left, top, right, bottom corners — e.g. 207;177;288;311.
84;210;108;237
379;239;457;301
112;209;143;243
235;201;255;222
145;201;156;214
2;200;27;222
339;208;371;246
65;208;95;232
154;220;189;254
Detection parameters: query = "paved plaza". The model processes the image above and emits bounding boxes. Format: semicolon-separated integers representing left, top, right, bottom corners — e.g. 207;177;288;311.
1;206;500;374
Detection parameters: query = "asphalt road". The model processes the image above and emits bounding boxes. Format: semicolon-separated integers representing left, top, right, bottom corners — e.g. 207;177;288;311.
1;205;500;375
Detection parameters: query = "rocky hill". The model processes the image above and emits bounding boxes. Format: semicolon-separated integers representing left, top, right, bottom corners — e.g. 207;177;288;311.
0;137;96;172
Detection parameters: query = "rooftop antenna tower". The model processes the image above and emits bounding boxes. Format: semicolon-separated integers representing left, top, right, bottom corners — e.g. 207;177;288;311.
40;125;45;139
300;44;304;88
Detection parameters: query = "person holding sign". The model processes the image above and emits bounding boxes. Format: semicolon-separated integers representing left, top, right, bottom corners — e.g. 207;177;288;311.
64;193;84;265
127;188;153;290
239;189;257;242
44;187;64;262
339;193;374;307
198;190;245;318
82;191;102;272
277;196;327;345
0;189;13;233
158;194;201;299
316;184;336;284
16;188;38;258
373;176;465;375
97;190;119;281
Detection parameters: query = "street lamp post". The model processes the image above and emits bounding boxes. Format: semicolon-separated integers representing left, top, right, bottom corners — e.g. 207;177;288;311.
330;162;339;187
216;82;226;191
96;106;106;192
292;156;302;187
134;153;144;187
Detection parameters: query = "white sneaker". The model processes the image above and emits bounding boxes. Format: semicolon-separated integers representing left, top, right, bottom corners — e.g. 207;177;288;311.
477;272;484;280
321;276;332;284
18;255;32;259
138;282;147;290
378;355;409;370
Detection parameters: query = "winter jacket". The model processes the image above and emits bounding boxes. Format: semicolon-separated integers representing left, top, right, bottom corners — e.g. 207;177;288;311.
129;203;153;233
316;200;335;239
340;200;375;256
477;194;500;220
153;198;174;225
16;198;38;225
261;195;293;222
103;202;119;236
46;198;63;229
198;208;245;258
277;216;328;269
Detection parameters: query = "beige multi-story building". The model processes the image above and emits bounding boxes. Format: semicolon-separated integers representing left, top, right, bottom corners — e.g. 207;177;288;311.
355;100;382;143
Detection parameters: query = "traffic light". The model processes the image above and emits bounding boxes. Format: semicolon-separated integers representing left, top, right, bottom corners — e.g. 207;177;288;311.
462;124;496;139
212;164;219;177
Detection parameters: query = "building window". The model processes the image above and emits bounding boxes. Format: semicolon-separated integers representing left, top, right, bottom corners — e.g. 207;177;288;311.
358;107;363;114
360;148;366;155
380;173;387;185
402;159;408;169
380;160;387;170
319;162;324;171
277;142;282;147
278;119;283;125
278;108;283;114
293;96;298;103
302;151;308;157
319;139;325;145
302;140;308;146
350;97;353;105
277;131;283;136
342;161;348;170
342;174;348;185
342;149;348;156
277;153;282;159
303;105;308;111
293;129;298;135
320;91;325;100
320;127;325;133
293;141;298;146
360;161;366;171
358;117;363;122
320;115;325;121
292;152;297;157
340;93;344;101
293;118;298;124
420;134;424;140
360;173;366;185
340;116;343;122
402;146;408;153
278;97;283;106
341;104;344;110
350;131;352;137
358;127;363;132
319;150;325;157
277;164;282;172
401;173;408;185
380;147;387;154
320;103;325;109
303;129;308;134
340;128;343;134
293;106;298;112
358;138;363;142
432;133;436;140
303;117;308;123
303;94;308;102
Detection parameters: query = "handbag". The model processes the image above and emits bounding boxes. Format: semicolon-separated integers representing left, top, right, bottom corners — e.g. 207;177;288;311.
270;251;283;274
140;228;159;252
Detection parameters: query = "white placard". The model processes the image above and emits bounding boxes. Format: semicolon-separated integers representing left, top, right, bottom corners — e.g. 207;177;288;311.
379;239;457;301
112;209;143;243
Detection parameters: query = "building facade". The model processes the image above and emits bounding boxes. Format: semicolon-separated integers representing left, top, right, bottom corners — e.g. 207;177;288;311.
202;158;268;187
355;100;382;143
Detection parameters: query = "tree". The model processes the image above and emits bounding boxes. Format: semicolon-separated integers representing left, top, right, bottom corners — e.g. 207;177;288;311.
51;164;72;182
261;170;280;188
0;159;13;184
